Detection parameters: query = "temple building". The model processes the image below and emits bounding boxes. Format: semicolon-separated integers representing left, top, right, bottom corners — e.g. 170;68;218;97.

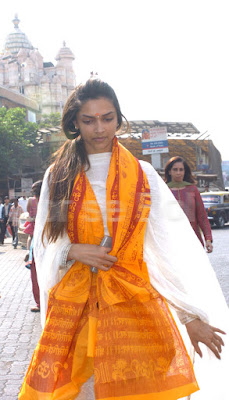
0;15;76;117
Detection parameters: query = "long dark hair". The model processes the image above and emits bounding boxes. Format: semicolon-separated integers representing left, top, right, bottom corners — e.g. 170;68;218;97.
32;180;43;199
164;156;195;183
43;79;127;243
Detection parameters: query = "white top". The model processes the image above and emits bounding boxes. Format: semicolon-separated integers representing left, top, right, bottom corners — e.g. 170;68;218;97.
18;197;28;213
0;203;3;219
86;153;111;236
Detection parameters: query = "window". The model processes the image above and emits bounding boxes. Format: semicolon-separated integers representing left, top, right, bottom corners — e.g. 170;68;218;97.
201;195;220;204
223;195;229;203
28;110;36;123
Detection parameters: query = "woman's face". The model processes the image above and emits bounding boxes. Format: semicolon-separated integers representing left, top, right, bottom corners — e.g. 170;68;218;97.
75;97;118;154
169;161;185;182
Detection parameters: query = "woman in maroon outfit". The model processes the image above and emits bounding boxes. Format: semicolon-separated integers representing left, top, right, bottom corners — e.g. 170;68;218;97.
164;156;213;252
25;180;43;312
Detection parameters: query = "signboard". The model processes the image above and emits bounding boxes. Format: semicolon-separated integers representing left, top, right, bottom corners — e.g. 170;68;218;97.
142;127;168;155
21;178;33;194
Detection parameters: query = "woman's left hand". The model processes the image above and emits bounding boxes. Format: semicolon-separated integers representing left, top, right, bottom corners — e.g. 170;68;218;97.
186;319;226;359
206;240;213;253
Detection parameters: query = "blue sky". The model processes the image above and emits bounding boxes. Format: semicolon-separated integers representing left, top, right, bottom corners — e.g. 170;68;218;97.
1;0;228;160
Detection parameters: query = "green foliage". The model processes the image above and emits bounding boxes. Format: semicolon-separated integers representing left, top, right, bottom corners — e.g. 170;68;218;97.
38;112;61;129
0;107;38;178
37;112;62;164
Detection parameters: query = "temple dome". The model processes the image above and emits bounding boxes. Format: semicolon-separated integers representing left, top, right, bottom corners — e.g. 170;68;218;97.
4;15;34;55
55;41;75;61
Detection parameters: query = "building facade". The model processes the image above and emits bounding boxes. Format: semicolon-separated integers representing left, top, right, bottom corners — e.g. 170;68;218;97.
38;120;224;190
0;15;76;116
118;120;224;190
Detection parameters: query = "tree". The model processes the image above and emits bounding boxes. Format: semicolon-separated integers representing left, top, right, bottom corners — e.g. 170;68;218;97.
38;112;61;129
37;112;62;165
0;107;38;186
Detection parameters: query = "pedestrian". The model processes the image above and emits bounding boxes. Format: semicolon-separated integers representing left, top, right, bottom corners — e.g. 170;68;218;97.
18;194;28;213
164;156;213;252
23;185;39;261
8;198;23;248
25;237;41;312
19;79;229;400
24;180;43;312
0;197;3;217
0;197;3;245
0;196;14;245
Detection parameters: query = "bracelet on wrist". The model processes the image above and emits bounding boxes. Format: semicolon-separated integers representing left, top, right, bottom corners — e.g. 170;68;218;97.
61;244;73;268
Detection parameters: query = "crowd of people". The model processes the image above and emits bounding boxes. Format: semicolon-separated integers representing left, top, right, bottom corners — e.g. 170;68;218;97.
0;195;29;248
0;184;42;313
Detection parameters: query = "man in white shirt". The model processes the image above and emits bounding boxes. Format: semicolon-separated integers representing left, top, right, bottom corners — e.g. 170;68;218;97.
8;198;23;249
0;197;3;218
18;195;28;213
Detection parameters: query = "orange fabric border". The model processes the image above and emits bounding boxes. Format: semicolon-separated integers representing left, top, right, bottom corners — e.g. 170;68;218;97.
100;382;199;400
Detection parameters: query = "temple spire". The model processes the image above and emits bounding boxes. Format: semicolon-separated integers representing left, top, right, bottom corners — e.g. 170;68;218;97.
13;14;20;29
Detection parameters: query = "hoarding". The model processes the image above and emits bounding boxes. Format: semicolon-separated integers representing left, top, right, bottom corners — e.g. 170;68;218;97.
141;127;168;155
21;178;33;193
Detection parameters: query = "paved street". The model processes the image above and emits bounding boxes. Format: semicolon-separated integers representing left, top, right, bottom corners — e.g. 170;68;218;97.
0;239;42;399
0;227;228;399
208;224;229;306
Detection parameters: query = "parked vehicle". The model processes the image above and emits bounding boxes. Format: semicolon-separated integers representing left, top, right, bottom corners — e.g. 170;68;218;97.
201;191;229;228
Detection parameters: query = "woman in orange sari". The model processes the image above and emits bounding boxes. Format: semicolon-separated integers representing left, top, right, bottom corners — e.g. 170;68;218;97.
19;80;228;400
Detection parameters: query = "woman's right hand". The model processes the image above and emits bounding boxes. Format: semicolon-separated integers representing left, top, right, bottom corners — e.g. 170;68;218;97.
186;319;225;359
67;243;117;271
206;240;213;253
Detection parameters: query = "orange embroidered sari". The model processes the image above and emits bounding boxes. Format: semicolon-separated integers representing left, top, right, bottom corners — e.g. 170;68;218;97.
19;138;199;400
